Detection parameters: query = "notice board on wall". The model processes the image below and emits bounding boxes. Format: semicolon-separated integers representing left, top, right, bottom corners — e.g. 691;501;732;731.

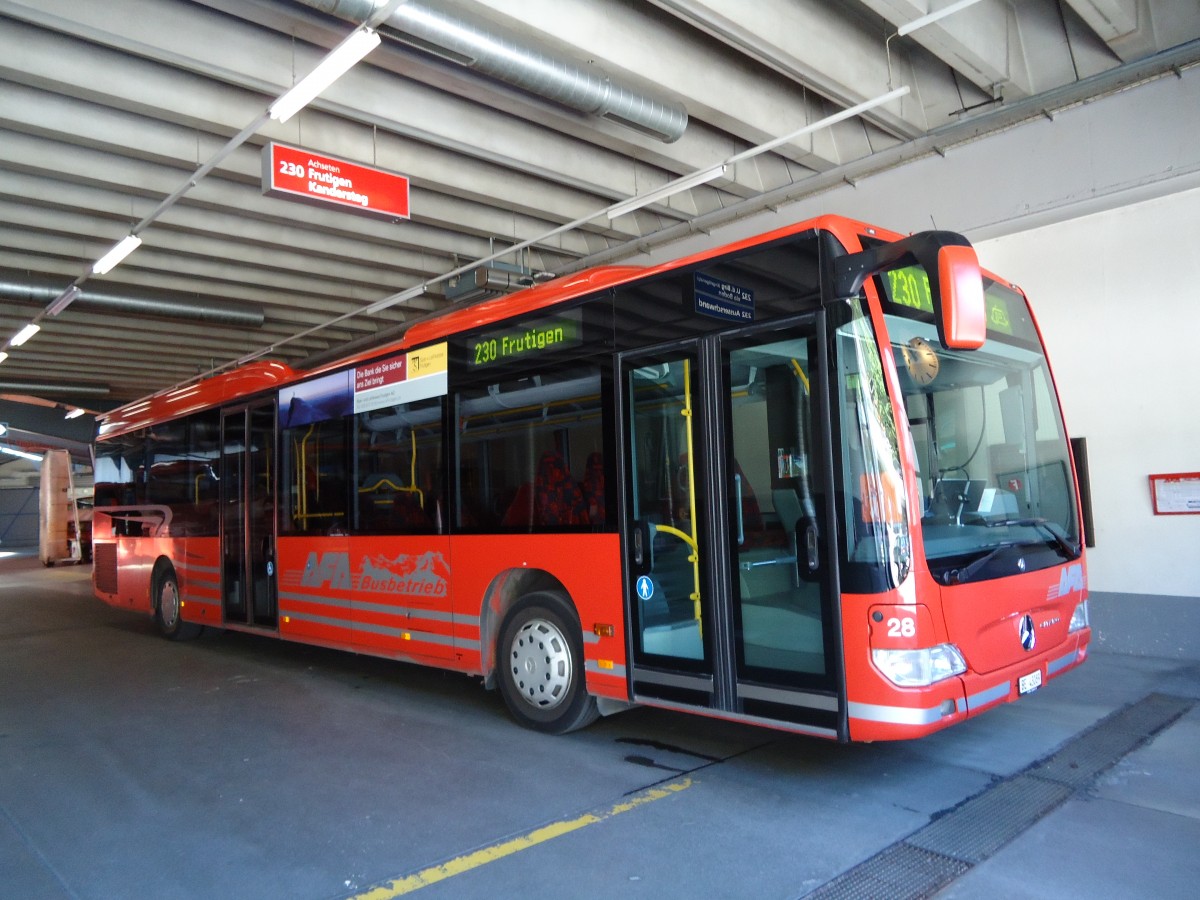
1149;472;1200;515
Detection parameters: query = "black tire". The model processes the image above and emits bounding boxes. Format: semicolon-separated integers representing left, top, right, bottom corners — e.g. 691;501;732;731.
154;568;202;641
496;592;599;734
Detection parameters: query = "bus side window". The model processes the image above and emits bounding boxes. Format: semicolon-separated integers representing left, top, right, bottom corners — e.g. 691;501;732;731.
281;416;349;534
456;365;603;533
354;396;444;535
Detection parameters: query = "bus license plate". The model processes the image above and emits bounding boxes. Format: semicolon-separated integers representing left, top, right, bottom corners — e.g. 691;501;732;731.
1019;669;1043;695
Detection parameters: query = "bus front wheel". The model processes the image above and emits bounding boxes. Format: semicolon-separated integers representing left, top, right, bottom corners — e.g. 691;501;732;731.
154;568;202;641
497;592;599;734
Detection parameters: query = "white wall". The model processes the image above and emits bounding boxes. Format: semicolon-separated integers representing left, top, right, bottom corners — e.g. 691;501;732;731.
626;66;1200;605
976;187;1200;598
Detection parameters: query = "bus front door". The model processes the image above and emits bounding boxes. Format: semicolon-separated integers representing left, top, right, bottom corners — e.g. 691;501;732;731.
221;401;278;630
623;321;840;735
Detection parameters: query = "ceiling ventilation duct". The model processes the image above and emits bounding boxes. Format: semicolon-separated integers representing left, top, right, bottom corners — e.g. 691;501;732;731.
298;0;689;142
0;272;265;327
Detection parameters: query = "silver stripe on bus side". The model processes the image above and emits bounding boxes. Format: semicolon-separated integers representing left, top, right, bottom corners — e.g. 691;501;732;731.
967;681;1011;709
636;696;838;740
279;591;351;610
737;683;839;711
187;579;220;593
282;610;481;649
175;562;220;575
1048;648;1079;676
632;669;714;691
278;591;456;624
585;661;627;678
846;700;948;726
353;599;454;622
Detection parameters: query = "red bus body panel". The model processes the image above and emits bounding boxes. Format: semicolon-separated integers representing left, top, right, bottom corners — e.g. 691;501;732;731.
843;563;1089;742
92;214;1089;741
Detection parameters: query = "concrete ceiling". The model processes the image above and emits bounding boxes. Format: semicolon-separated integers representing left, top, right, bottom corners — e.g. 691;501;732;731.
1;0;1198;418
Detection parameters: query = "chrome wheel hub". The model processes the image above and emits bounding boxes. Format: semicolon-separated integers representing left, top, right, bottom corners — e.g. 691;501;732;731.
160;581;179;628
509;617;572;710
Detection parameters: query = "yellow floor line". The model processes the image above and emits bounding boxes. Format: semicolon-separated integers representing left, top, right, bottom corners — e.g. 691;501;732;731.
351;777;694;898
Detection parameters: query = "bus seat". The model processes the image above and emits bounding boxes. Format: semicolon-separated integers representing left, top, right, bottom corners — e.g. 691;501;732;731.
534;451;584;527
582;452;605;525
501;482;534;530
392;491;429;529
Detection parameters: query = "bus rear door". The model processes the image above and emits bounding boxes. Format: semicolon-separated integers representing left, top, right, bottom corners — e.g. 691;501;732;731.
221;400;278;629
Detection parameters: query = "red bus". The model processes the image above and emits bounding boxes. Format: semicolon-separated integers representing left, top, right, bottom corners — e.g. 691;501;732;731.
91;214;1090;740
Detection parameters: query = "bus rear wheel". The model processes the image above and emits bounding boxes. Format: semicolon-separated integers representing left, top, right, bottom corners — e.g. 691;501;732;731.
497;592;598;734
154;568;202;641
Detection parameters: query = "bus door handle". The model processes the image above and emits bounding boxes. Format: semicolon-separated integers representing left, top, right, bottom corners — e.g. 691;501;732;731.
631;519;654;577
802;522;820;575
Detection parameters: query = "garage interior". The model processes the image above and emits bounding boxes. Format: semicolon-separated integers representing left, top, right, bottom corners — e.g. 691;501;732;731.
2;1;1199;897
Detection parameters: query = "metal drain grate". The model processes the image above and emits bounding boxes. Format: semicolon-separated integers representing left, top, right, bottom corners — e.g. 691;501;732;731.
1032;693;1194;788
908;774;1071;863
804;844;969;900
802;692;1194;899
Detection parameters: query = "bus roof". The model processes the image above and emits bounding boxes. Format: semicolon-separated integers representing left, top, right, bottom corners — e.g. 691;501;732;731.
98;213;989;440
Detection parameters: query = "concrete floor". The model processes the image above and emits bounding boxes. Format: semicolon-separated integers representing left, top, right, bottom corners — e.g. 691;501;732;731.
2;553;1197;900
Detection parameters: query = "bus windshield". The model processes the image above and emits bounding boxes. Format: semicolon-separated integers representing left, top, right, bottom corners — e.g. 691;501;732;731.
885;280;1081;585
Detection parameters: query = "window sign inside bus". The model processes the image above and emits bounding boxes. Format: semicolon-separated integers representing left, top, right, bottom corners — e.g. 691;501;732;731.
354;342;448;413
694;272;754;322
279;343;448;426
468;309;582;368
280;370;351;428
881;266;1014;336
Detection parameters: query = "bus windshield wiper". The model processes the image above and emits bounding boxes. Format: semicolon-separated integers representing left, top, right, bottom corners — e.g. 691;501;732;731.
941;543;1011;585
982;517;1080;559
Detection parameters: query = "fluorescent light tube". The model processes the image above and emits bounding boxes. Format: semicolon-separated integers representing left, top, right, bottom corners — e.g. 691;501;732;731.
269;28;381;123
47;285;81;316
10;323;40;347
898;0;985;36
64;408;86;420
1;445;43;463
0;351;8;365
92;235;143;275
607;164;727;220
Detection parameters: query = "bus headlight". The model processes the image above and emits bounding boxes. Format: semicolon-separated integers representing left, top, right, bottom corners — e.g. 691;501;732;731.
1068;599;1089;632
873;644;966;687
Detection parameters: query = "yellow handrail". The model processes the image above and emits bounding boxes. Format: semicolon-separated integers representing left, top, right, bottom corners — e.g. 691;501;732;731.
358;478;425;508
682;359;702;628
295;425;314;531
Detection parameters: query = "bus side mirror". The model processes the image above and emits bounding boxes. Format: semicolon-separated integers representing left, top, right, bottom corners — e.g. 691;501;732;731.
936;244;985;350
832;230;987;351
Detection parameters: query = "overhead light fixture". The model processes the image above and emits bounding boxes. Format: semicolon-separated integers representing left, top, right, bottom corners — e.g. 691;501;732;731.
897;0;986;36
365;282;429;315
10;323;40;347
730;87;910;164
607;164;728;220
92;235;143;275
269;28;382;123
64;408;86;420
1;445;44;463
47;285;81;317
0;351;7;365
